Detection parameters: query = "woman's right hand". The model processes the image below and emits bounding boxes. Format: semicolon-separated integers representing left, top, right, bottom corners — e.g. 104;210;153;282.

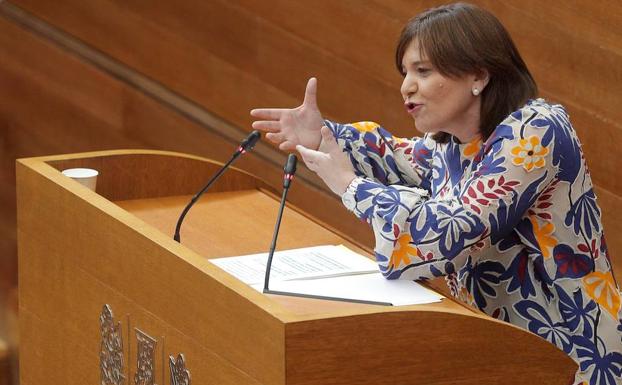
250;77;324;151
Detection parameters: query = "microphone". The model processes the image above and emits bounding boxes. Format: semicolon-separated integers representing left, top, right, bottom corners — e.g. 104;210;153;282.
283;153;297;188
173;130;261;243
239;130;261;154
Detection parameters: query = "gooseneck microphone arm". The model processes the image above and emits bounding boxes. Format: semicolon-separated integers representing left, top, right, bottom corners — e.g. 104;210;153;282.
263;154;297;292
173;130;261;243
262;154;391;306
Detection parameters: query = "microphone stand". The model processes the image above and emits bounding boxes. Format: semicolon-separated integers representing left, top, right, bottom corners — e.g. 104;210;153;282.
262;155;391;306
174;131;260;243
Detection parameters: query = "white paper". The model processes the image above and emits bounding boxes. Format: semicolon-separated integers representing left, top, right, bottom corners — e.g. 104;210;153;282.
209;245;378;285
210;245;444;306
252;272;443;306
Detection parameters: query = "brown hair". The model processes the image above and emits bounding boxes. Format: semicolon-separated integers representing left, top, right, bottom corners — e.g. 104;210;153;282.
395;3;537;143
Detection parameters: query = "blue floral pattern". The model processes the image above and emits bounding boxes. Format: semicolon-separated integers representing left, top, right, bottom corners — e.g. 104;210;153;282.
515;299;573;354
573;336;622;385
327;99;622;384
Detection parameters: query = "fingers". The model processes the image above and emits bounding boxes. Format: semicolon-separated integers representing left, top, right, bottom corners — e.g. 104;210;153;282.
302;77;318;108
252;120;281;132
296;144;316;161
279;141;296;152
250;108;286;120
296;144;323;171
266;132;285;144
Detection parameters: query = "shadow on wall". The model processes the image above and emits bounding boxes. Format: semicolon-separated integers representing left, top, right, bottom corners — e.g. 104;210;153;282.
0;286;18;385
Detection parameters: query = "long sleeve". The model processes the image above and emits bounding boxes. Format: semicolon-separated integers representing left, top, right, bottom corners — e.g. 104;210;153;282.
325;120;436;192
341;106;569;281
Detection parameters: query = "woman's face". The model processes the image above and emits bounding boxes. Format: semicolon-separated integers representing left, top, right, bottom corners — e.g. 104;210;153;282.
400;40;487;142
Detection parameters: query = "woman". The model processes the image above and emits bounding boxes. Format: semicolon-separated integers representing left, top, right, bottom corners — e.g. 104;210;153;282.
251;3;622;384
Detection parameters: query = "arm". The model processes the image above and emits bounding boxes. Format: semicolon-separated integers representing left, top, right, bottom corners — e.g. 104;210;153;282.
343;108;565;281
325;120;435;192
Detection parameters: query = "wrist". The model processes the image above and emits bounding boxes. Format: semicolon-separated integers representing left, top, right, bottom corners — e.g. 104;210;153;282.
341;176;364;211
338;173;357;195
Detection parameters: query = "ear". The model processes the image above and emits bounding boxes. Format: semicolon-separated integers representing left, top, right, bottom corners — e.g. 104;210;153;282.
473;69;490;92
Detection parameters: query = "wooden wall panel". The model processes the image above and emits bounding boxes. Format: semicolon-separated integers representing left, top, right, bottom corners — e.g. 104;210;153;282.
0;2;621;383
7;0;300;127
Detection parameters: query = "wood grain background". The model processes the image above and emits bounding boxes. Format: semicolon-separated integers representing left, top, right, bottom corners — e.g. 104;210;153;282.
1;1;621;382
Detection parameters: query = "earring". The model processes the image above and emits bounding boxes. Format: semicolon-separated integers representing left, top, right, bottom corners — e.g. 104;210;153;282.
472;88;480;96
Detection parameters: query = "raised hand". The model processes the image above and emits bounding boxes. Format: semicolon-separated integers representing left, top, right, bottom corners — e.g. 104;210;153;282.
296;126;357;195
250;77;325;151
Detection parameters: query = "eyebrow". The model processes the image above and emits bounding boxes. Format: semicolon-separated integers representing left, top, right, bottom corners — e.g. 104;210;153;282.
401;60;431;70
408;60;431;66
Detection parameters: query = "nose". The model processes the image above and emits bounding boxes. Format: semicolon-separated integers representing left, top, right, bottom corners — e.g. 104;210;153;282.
401;73;417;101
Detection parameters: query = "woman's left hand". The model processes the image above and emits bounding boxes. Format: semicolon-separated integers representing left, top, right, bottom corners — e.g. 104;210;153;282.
296;126;357;196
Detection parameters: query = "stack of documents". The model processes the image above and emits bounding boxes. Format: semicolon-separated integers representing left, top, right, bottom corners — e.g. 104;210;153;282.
209;245;443;306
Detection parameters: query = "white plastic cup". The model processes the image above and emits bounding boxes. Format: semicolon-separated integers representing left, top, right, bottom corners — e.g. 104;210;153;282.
61;168;99;191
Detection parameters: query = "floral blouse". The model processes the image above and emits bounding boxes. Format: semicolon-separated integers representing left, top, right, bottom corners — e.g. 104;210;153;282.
327;99;622;385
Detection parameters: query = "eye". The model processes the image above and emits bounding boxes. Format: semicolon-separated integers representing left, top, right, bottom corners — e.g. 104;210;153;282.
417;67;431;75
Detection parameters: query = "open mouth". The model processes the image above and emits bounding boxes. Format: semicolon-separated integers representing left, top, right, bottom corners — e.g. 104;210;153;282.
405;102;421;114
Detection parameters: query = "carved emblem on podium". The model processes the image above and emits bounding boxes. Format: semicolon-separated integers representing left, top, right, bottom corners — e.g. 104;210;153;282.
169;354;191;385
134;328;157;385
100;304;125;385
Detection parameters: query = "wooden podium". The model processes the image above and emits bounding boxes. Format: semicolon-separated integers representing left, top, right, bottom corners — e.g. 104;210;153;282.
16;150;576;385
